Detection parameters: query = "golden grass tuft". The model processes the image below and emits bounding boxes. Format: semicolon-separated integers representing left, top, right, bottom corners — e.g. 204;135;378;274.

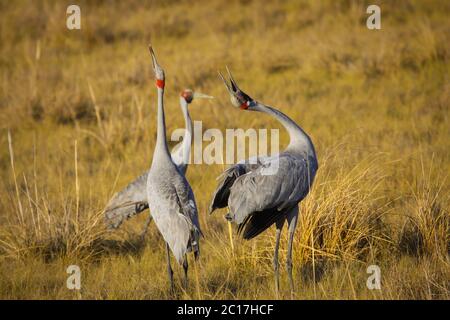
0;0;449;299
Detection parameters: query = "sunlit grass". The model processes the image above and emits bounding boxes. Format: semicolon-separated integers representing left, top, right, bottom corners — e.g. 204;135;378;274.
0;0;448;299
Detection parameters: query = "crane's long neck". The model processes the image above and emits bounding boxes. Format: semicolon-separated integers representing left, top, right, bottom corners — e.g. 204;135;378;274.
179;98;192;166
255;102;317;158
154;85;171;161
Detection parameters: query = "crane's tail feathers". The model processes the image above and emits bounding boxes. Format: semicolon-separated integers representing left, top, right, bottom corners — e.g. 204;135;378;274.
237;206;293;240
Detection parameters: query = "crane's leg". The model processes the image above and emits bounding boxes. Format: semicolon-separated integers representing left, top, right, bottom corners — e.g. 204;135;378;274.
273;218;285;297
182;255;189;290
165;242;174;293
140;214;152;241
286;206;299;298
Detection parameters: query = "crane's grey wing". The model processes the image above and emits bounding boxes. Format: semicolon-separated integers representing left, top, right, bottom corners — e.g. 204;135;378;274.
208;156;267;213
228;154;313;239
208;164;247;213
173;175;202;259
104;171;149;229
147;185;191;264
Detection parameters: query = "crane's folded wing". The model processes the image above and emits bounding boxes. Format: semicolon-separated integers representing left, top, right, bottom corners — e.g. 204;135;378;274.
173;175;203;237
228;153;312;225
208;156;269;213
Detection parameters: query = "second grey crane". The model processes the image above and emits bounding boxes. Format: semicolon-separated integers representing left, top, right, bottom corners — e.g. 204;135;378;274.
209;68;318;294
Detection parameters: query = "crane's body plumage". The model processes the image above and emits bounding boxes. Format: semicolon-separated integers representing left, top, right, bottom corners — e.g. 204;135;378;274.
147;158;201;264
212;152;317;239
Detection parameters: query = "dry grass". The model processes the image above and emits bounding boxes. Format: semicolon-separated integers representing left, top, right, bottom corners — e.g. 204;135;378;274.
0;0;449;299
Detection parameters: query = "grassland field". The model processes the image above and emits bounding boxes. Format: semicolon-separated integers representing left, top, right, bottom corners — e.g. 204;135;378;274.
0;0;448;299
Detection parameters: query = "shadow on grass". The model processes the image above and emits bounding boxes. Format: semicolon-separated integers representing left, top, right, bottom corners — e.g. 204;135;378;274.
33;234;151;263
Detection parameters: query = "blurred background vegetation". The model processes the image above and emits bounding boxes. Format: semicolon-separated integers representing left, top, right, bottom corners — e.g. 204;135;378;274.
0;0;448;299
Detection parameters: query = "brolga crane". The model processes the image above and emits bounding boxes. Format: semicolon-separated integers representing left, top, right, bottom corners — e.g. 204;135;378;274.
209;68;318;295
146;46;202;291
104;89;212;236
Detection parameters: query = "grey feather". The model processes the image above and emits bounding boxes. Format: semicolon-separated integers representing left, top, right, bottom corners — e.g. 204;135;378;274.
208;156;268;213
210;151;318;239
173;174;202;258
104;148;188;229
228;153;315;225
104;171;149;229
147;163;202;264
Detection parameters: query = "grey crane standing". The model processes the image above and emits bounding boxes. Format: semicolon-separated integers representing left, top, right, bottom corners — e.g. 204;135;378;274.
104;88;212;236
146;46;202;291
209;68;318;294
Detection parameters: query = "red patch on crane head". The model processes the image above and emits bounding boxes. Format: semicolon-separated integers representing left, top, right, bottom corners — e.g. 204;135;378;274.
156;79;165;89
181;90;193;103
240;101;249;110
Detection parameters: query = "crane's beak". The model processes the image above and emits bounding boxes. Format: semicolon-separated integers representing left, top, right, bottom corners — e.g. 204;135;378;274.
219;66;243;94
193;92;214;99
218;71;234;95
148;45;158;70
226;66;240;92
218;67;253;109
148;44;165;81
